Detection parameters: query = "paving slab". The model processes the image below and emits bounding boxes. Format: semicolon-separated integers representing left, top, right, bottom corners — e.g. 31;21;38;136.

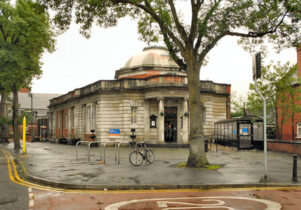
1;142;301;190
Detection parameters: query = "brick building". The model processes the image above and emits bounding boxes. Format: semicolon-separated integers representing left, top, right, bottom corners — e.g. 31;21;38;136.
277;46;301;141
268;46;301;154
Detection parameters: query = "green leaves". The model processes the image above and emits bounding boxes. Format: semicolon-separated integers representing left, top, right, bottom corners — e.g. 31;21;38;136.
0;0;55;90
247;61;299;126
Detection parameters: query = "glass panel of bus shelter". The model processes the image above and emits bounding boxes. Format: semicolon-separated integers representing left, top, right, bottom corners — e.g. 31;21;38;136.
232;121;237;141
221;123;225;139
239;123;252;149
253;122;263;141
225;123;229;139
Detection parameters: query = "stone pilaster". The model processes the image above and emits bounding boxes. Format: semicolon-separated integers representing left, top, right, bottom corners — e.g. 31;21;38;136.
182;98;189;143
158;97;164;143
144;100;150;141
68;107;72;138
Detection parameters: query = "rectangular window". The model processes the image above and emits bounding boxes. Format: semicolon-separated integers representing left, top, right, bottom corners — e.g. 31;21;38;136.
131;107;137;124
87;106;91;131
64;111;68;129
92;104;96;130
297;122;301;138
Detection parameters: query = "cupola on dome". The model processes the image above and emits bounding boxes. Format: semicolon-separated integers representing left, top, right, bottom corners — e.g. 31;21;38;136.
124;46;178;68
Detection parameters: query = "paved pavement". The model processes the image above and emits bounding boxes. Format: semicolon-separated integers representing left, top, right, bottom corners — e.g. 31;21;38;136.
1;141;301;190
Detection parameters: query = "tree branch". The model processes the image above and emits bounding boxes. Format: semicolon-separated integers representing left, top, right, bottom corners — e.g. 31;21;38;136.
198;31;226;62
226;10;289;38
163;32;187;70
188;0;203;42
115;0;185;52
167;0;187;42
194;0;221;53
0;24;7;41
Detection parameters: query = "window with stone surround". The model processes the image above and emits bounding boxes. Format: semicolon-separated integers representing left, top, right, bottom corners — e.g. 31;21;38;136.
131;107;137;124
297;122;301;138
92;104;96;130
87;106;91;131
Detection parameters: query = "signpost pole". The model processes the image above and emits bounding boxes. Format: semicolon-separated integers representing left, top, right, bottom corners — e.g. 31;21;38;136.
23;116;26;154
254;80;267;179
252;52;267;180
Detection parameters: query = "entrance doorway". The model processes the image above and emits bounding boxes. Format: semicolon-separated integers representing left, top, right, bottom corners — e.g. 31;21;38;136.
164;107;177;142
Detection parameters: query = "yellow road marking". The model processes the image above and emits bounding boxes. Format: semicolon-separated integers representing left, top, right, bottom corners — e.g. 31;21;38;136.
1;148;301;194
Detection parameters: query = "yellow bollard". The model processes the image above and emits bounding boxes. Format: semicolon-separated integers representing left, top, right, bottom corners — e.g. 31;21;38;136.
23;116;26;154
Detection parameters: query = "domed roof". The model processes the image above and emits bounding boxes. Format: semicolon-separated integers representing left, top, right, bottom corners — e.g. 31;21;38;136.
124;46;178;68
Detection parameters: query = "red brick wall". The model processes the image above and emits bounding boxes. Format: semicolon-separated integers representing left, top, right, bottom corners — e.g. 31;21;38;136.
19;88;30;93
268;141;301;155
276;46;301;140
85;134;94;141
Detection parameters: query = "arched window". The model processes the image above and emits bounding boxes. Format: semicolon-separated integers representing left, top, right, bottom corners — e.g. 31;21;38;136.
297;122;301;139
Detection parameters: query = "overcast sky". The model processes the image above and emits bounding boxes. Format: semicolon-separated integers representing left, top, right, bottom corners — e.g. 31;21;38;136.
32;17;297;97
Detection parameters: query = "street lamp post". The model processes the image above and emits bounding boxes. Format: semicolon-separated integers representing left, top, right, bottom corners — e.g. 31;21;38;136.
252;52;268;180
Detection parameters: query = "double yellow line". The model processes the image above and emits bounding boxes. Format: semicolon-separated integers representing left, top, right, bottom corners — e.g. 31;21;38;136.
2;148;301;194
0;148;67;192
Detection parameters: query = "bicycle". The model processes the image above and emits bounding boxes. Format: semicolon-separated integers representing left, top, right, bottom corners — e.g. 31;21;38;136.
129;142;155;166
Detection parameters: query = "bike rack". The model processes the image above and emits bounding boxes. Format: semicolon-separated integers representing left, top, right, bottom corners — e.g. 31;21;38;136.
98;141;129;165
75;141;90;161
76;140;130;165
76;140;101;163
115;142;128;164
88;141;101;164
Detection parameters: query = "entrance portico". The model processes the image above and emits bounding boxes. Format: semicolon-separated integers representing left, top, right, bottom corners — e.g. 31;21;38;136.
148;96;189;144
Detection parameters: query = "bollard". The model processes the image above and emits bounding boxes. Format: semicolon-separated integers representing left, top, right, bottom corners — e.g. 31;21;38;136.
292;154;298;182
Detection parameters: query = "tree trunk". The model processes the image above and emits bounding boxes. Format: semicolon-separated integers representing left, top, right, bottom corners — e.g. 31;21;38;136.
11;85;21;150
186;58;209;167
0;88;8;143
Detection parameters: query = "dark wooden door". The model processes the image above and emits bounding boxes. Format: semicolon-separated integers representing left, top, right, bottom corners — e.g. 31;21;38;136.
164;107;177;142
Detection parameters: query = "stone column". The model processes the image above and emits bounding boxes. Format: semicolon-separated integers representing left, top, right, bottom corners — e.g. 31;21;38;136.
74;105;80;139
158;97;164;143
68;107;72;138
183;98;189;143
82;104;86;141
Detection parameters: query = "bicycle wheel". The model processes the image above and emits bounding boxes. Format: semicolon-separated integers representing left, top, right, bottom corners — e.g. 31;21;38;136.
145;150;155;163
129;151;143;166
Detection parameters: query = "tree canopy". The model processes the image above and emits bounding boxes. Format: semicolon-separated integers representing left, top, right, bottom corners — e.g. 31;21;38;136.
0;0;55;149
0;0;55;89
41;0;300;167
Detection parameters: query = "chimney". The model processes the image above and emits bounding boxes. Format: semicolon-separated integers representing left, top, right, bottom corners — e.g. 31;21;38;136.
297;44;301;77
